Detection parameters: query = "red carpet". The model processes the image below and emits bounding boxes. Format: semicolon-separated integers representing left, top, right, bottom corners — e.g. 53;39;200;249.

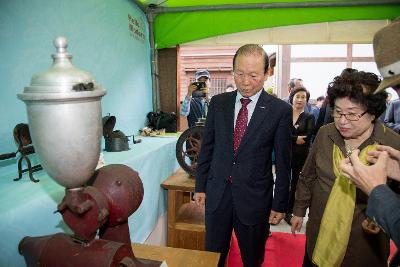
227;232;398;267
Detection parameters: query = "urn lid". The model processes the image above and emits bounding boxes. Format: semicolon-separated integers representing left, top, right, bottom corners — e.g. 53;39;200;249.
18;36;106;101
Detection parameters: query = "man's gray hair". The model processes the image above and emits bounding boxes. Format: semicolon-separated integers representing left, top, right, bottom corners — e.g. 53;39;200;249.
233;44;269;74
288;78;303;88
288;78;297;88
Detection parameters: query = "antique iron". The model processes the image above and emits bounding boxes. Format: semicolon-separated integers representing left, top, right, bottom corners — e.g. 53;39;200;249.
0;123;42;182
103;114;130;152
17;37;159;266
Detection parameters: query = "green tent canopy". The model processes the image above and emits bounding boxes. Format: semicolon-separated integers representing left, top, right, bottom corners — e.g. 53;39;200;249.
137;0;400;48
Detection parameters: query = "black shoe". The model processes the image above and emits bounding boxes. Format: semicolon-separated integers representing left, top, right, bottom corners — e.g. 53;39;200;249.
284;214;292;225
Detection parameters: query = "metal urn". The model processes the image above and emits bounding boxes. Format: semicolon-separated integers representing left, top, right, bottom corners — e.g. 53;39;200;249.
18;36;106;189
17;37;160;267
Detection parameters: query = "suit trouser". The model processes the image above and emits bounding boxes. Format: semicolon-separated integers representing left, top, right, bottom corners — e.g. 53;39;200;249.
205;183;269;267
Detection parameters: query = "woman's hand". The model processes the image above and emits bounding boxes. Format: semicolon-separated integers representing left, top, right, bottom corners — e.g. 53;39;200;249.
291;216;304;234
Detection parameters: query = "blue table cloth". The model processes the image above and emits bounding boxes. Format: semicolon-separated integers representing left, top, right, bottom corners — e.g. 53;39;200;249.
0;136;179;267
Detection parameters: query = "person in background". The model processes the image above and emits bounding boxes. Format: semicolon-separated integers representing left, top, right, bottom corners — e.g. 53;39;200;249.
268;52;276;76
383;98;400;133
313;96;333;134
291;70;400;267
311;95;325;123
388;92;393;102
284;78;304;103
379;92;392;122
194;44;292;267
180;70;210;128
285;87;315;225
284;78;314;114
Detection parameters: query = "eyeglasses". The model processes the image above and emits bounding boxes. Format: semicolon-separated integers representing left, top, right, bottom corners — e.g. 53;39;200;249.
331;110;368;121
233;72;263;81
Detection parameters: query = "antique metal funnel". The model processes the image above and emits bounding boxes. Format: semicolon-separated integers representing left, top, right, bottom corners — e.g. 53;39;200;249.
18;37;106;188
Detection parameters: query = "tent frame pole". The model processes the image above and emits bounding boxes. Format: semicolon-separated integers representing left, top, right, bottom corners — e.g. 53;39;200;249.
133;0;161;111
147;12;160;112
149;0;400;14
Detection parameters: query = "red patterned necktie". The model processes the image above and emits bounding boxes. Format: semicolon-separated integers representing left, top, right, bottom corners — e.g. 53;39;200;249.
233;98;251;153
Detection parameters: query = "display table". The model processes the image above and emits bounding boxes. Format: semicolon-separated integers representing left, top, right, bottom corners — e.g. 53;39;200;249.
161;168;206;251
0;136;179;267
132;243;220;267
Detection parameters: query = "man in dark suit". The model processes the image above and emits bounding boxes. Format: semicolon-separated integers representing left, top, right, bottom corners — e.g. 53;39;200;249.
194;44;292;267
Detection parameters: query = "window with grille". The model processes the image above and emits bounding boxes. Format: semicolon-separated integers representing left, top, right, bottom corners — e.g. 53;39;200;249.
210;78;227;97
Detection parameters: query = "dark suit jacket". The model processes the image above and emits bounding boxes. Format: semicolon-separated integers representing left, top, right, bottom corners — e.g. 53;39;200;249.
384;99;400;133
367;184;400;247
195;90;292;225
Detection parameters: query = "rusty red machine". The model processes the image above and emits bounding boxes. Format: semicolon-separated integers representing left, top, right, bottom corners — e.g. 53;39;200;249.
17;37;159;267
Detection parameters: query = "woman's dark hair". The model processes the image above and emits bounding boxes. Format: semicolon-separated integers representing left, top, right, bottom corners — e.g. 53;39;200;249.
340;67;358;77
327;70;387;119
289;87;310;105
